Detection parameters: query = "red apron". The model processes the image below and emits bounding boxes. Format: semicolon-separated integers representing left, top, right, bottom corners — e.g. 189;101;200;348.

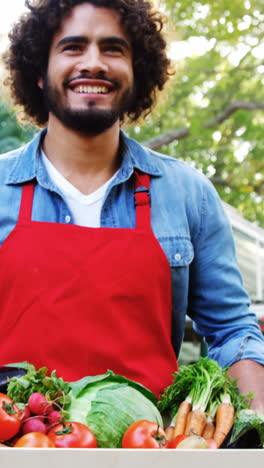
0;171;178;396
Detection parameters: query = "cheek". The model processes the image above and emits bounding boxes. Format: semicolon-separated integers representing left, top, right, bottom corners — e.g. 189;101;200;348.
47;57;73;78
119;63;134;85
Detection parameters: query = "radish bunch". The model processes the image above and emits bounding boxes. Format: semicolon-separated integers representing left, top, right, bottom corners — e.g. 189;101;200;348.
21;392;63;435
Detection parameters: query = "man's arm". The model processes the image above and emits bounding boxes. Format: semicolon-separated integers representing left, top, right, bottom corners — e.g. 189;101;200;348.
228;359;264;414
187;181;264;390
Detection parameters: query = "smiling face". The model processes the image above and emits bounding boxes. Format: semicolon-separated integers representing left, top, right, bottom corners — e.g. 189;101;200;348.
40;3;134;135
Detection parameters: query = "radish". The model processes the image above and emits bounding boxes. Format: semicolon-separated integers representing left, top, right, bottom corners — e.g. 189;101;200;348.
20;406;31;422
22;417;47;435
47;410;63;426
28;392;51;416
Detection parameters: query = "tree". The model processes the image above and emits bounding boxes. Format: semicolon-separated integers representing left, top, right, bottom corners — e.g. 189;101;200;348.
125;0;264;227
0;98;35;153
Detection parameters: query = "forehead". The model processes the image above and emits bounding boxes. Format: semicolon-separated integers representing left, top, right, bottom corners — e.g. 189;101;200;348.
52;3;130;46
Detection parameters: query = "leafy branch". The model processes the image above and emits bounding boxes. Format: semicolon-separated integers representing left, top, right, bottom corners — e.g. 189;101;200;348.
142;101;264;149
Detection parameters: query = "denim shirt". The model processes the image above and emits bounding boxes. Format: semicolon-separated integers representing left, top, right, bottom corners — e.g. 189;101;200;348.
1;128;264;367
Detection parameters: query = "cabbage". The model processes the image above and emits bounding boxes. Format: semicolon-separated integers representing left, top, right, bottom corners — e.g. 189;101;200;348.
65;370;163;448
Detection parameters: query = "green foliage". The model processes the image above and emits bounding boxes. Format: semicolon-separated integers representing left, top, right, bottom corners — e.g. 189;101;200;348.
158;357;252;418
126;0;264;226
7;362;70;408
0;98;36;153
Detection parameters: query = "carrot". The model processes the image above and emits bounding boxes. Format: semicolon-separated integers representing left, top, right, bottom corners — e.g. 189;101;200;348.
187;408;207;436
184;410;193;434
213;394;235;448
172;397;192;437
202;416;215;439
165;426;175;442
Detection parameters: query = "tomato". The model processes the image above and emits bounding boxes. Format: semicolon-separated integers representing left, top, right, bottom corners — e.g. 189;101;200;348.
122;420;167;448
206;438;218;449
167;434;188;448
0;393;21;441
14;432;55;448
48;422;97;448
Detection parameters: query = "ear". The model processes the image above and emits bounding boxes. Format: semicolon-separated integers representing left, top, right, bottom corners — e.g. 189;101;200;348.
38;77;44;89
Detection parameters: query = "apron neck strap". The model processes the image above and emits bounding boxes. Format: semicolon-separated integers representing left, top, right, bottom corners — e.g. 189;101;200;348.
18;183;35;223
134;170;151;229
18;173;152;229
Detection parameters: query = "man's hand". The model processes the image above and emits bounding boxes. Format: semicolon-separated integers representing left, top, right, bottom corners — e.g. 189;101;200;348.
228;359;264;415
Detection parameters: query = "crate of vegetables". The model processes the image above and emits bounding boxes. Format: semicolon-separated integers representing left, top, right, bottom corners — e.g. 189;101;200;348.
0;359;263;468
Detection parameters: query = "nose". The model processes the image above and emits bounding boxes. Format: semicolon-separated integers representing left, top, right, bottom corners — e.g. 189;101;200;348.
77;44;108;75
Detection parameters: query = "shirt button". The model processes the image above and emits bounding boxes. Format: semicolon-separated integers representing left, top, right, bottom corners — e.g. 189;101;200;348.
174;253;181;261
65;215;71;223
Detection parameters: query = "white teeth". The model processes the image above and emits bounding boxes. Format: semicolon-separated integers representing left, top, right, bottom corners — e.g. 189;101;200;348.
73;86;108;94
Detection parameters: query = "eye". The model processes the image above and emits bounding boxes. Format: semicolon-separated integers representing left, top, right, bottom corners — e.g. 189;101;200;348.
62;44;82;52
103;44;124;55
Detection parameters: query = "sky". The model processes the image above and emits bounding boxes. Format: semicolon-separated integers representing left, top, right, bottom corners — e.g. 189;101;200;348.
0;0;26;33
0;0;27;52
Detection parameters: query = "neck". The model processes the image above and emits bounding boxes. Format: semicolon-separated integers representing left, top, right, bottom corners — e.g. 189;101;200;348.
42;114;122;194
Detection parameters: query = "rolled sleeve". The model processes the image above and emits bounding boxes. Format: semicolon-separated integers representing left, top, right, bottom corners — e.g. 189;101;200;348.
209;333;264;368
188;181;264;367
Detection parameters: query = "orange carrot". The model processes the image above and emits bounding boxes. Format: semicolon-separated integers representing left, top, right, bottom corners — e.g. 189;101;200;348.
187;409;207;436
172;398;192;437
213;396;235;448
202;416;215;439
184;411;193;434
165;426;175;442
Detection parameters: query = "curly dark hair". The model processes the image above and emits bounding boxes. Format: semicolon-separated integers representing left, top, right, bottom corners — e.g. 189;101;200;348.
3;0;171;126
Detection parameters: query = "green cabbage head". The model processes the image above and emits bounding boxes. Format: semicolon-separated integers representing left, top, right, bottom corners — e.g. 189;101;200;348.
65;370;163;448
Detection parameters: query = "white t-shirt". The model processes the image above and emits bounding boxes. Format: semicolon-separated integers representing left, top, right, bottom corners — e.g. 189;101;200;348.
41;151;118;227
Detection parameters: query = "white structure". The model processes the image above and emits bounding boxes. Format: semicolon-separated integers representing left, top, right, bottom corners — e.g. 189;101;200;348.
223;202;264;318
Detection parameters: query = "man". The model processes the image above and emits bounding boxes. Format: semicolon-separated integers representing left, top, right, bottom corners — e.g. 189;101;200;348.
1;0;264;408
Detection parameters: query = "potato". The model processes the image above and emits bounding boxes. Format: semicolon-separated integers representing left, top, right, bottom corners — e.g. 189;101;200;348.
176;435;209;449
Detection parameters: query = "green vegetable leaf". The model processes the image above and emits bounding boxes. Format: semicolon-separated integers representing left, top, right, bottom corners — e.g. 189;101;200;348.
6;362;70;408
5;361;36;373
228;409;264;448
158;357;251;417
69;369;157;404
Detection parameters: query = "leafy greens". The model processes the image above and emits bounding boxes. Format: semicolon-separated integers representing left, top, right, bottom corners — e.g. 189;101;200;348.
6;362;70;409
158;357;251;419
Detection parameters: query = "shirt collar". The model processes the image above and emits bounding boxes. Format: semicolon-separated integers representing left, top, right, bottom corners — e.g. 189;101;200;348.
5;129;46;185
5;128;162;185
119;130;162;178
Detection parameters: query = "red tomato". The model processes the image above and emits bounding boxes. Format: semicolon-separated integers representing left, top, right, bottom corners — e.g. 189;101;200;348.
14;432;55;448
206;438;218;449
167;434;188;448
0;393;21;441
122;420;167;448
48;422;97;448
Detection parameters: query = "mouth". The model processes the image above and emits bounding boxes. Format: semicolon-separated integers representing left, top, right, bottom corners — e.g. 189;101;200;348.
72;85;109;94
66;77;117;97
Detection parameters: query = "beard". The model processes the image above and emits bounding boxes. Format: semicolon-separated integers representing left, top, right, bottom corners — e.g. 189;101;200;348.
42;75;134;136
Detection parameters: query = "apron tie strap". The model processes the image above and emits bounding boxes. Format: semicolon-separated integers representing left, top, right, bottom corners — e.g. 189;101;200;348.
18;183;35;223
134;170;151;229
